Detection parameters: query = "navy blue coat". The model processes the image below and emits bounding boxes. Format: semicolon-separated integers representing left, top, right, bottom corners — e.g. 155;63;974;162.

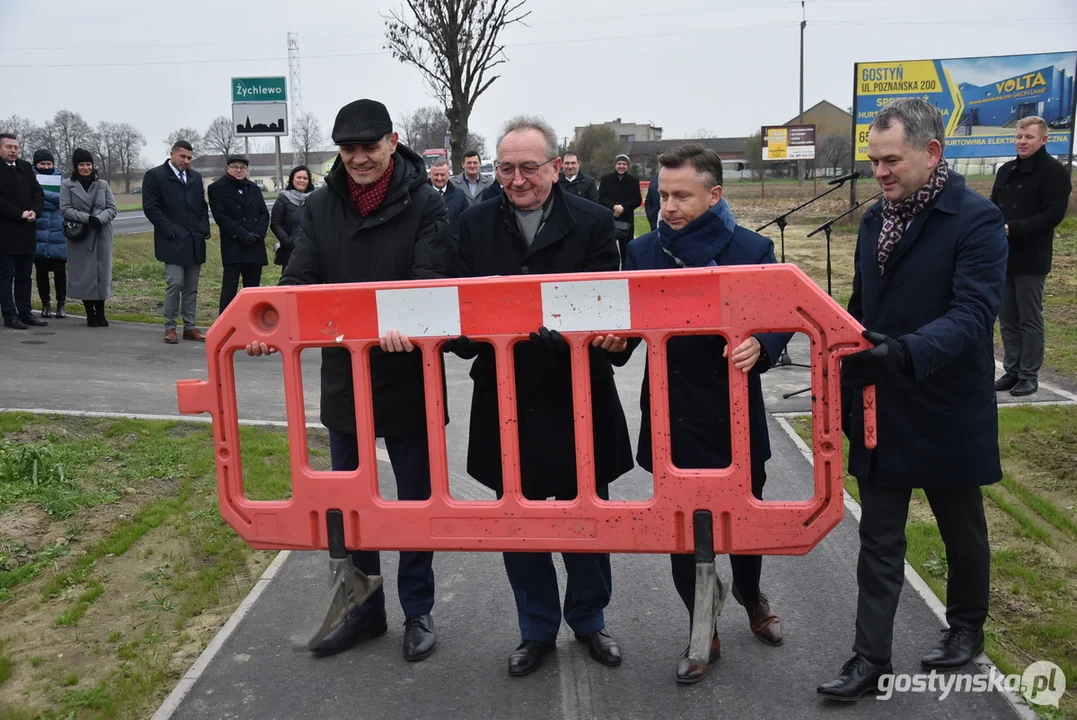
208;176;270;266
614;223;792;472
843;172;1007;489
428;179;469;246
644;175;659;230
142;162;210;266
34;169;66;261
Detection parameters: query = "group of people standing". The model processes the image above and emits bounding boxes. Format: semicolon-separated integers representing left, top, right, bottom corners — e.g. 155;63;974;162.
1;134;115;329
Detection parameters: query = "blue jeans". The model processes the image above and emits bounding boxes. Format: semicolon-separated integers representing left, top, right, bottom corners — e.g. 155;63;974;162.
0;253;34;321
328;431;435;617
502;484;612;642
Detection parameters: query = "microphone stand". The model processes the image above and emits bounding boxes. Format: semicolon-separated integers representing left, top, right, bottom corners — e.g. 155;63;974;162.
755;174;859;367
781;190;883;400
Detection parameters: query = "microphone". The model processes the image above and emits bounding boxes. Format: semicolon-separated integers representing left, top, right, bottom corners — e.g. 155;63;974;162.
828;170;862;186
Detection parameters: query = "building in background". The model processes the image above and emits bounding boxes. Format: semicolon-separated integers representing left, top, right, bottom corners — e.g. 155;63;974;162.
575;118;663;145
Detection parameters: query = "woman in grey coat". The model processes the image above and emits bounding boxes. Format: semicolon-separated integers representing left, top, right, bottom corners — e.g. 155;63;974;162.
60;148;116;327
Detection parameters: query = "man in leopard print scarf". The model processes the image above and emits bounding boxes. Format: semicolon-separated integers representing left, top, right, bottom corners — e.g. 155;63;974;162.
876;158;950;273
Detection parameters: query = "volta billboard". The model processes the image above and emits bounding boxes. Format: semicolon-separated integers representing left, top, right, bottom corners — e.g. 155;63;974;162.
853;51;1076;160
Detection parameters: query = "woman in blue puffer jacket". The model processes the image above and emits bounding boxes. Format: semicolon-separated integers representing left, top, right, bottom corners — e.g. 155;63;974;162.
32;149;68;318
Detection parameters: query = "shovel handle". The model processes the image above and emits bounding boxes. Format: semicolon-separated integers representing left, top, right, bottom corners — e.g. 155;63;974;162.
693;510;714;562
326;510;347;559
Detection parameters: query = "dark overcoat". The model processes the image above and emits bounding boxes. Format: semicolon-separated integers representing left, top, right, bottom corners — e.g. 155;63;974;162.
0;159;44;256
208;175;270;266
455;184;634;498
843;172;1008;489
141;162;210;266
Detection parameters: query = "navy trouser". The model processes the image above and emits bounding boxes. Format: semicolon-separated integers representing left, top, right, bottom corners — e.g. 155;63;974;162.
0;253;34;321
502;484;612;642
329;431;435;617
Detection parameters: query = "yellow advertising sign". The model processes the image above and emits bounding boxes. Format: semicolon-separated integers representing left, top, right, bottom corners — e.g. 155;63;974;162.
765;128;788;160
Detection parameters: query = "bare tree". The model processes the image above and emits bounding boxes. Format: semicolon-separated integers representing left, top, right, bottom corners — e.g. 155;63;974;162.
164;127;201;155
817;133;851;178
49;110;95;174
203;116;242;160
397;105;486;161
93;121;121;184
690;128;715;139
383;0;529;174
744;132;763;181
114;123;146;192
0;115;41;162
291;112;324;165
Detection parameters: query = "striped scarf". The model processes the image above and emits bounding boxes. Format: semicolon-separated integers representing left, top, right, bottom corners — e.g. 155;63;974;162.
877;159;949;273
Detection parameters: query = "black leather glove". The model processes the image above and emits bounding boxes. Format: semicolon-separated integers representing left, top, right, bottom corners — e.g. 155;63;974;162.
442;335;480;359
88;215;102;230
529;326;568;353
841;330;910;388
244;232;259;245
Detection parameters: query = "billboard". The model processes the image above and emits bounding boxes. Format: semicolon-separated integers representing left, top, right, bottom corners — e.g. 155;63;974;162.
853;51;1077;160
762;124;816;160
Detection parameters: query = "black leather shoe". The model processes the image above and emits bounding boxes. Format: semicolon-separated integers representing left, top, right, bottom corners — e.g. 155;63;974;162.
921;627;984;670
308;608;388;656
21;314;47;327
575;629;621;667
817;654;893;701
1010;380;1038;397
994;374;1019;392
508;640;556;677
3;317;27;329
403;614;436;661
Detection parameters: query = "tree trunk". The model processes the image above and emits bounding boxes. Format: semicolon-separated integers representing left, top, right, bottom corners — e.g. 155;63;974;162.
446;105;468;176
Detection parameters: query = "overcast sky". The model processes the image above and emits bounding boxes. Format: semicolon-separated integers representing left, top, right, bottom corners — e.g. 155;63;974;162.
5;0;1076;162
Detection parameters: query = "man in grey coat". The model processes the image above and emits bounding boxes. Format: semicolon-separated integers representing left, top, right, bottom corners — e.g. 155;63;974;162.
449;150;494;206
142;140;210;344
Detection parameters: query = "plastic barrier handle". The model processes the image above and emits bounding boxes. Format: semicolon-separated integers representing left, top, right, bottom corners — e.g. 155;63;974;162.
862;385;877;450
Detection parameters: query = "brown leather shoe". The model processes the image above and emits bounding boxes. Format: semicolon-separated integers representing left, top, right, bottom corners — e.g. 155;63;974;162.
182;328;206;342
164;328;178;344
676;632;721;684
732;585;783;646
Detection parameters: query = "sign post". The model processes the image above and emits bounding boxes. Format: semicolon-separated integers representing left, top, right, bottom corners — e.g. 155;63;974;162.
231;76;289;190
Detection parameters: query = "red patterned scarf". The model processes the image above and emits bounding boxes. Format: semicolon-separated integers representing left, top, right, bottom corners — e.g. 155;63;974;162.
346;157;395;217
877;159;949;273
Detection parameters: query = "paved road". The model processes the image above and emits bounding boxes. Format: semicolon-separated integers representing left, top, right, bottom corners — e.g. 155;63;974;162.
0;320;1049;719
113;201;275;236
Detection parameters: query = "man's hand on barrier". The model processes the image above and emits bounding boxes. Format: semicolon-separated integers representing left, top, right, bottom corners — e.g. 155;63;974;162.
841;330;909;388
442;335;480;359
724;336;761;372
245;342;277;356
592;334;628;352
380;329;414;353
529;326;568;353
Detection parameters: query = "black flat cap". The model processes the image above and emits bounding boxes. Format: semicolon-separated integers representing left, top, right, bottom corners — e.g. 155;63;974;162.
332;99;393;145
226;154;249;166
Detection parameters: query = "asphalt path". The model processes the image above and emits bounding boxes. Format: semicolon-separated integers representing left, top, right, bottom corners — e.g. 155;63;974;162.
112;201;275;236
0;319;1056;719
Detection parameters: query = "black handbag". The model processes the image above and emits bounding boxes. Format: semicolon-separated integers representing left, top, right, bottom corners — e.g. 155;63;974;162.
62;182;101;241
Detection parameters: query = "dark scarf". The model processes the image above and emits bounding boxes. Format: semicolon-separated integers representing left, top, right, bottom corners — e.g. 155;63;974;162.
877;159;949;273
77;172;96;191
346;158;394;217
657;204;732;267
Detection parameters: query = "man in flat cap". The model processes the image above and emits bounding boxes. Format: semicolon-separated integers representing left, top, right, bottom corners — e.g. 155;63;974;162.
246;99;453;662
207;154;269;313
598;153;642;266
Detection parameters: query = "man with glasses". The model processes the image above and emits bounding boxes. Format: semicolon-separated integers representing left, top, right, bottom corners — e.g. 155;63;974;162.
207;154;269;313
448;116;633;678
142;140;210;343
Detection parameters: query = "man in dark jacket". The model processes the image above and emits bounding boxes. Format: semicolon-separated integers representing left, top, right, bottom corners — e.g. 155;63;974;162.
32;149;68;318
817;98;1007;702
246;98;452;662
207;154;270;314
0;132;46;329
427;157;468;245
598;154;642;265
557;152;600;204
597;144;791;685
448;116;633;678
142;140;210;344
990;116;1072;397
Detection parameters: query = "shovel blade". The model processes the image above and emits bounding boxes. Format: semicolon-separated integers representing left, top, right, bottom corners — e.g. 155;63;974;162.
687;562;727;664
293;556;383;651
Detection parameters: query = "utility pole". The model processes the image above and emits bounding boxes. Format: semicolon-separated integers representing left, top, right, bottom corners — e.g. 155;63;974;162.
797;0;806;186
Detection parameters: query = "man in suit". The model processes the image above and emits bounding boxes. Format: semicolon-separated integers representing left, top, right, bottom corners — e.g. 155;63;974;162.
817;98;1007;702
449;150;494;206
0;132;47;329
598;154;642;265
447;115;633;678
142;140;210;344
557;152;599;204
427;158;468;246
595;144;791;684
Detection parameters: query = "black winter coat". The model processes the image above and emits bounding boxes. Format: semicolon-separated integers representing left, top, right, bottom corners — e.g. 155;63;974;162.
269;192;308;268
844;173;1007;489
558;172;600;204
142;162;210;266
455;185;634;498
990;146;1072;275
598;172;642;229
208;176;270;266
280;144;453;437
0;159;44;256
